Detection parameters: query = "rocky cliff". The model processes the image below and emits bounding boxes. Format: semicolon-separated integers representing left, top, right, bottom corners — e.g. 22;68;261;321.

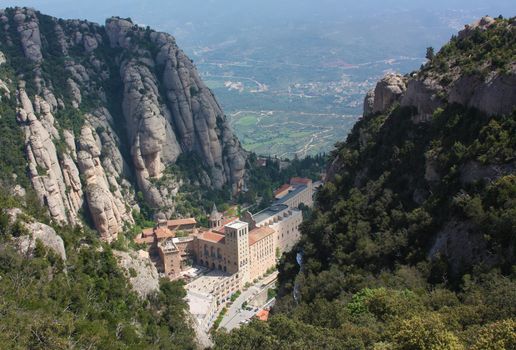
0;8;246;241
362;16;516;123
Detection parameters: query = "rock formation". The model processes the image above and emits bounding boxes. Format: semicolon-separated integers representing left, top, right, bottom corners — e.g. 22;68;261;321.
114;249;160;298
362;90;375;116
6;208;67;261
372;73;407;114
363;74;407;116
361;16;515;123
0;8;247;240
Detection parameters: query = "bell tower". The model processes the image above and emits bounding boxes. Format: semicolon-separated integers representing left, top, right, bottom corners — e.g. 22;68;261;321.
209;204;223;228
224;220;250;285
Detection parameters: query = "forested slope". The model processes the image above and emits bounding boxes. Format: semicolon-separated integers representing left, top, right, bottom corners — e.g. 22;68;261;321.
215;16;516;350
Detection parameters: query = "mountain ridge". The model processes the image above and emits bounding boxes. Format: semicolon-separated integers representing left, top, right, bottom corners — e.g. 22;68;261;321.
0;7;246;240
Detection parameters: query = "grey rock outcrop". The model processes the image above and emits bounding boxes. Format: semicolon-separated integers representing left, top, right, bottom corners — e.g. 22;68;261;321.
17;82;81;225
399;17;515;122
363;90;375;116
77;117;134;241
0;8;246;241
106;17;246;205
429;218;498;275
13;8;42;63
372;73;407;114
6;208;67;261
401;77;445;123
449;71;516;117
114;249;160;298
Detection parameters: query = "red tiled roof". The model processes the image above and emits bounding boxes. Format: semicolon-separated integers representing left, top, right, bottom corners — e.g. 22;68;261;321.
274;184;292;197
199;231;225;244
290;177;312;185
248;226;275;245
167;218;197;227
256;309;269;321
155;227;175;239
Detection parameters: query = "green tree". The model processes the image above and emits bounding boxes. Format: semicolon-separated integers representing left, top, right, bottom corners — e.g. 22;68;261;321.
426;47;435;60
471;319;516;350
392;313;463;350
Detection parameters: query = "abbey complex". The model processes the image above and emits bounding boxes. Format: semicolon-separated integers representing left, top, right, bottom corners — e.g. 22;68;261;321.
133;177;314;329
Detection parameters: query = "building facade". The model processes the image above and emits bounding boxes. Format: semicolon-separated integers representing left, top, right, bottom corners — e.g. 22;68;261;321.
135;206;289;285
158;236;196;278
243;204;302;255
249;226;276;280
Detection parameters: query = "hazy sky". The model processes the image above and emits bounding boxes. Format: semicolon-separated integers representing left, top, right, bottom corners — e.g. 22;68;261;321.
3;1;515;34
2;1;514;64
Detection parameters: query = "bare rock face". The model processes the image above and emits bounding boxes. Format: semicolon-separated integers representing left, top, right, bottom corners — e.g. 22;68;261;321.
114;249;160;298
400;68;515;123
372;73;407;114
363;90;375;116
449;71;516;117
424;156;441;183
105;17;133;48
13;8;43;63
107;17;246;199
6;208;67;261
17;83;79;225
428;218;498;276
399;17;515;122
77;122;134;241
67;78;82;108
1;8;246;241
401;77;444;123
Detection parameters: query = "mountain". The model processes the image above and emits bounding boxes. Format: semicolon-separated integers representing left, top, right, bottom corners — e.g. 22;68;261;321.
11;0;515;158
214;16;516;349
0;7;246;241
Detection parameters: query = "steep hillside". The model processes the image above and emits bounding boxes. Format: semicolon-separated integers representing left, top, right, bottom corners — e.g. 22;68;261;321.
0;7;246;241
0;198;196;349
215;16;516;350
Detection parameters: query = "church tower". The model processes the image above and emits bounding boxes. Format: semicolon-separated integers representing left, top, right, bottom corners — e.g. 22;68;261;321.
209;204;223;228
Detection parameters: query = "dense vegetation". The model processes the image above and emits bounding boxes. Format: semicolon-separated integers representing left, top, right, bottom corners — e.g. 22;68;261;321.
421;17;515;80
0;47;30;189
0;189;196;349
215;18;516;350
